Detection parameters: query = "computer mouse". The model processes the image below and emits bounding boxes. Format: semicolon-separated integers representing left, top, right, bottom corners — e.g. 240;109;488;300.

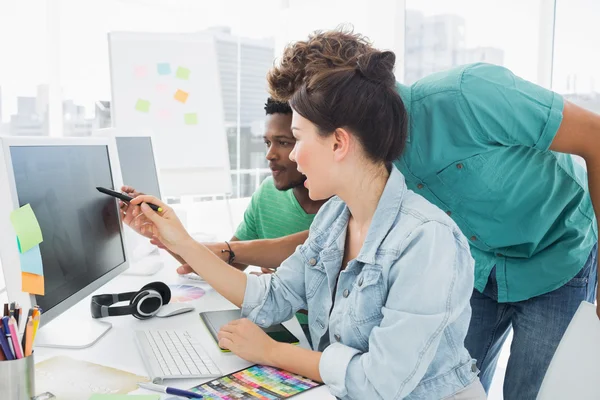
178;272;205;282
156;303;195;318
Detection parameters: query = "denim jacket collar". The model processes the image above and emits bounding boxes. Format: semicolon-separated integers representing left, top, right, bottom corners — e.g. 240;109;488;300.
314;167;407;266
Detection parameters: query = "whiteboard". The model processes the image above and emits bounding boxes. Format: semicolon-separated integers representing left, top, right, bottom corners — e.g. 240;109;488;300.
108;31;232;196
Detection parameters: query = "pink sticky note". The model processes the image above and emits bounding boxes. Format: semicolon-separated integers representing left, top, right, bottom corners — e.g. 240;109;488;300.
134;65;148;78
156;83;168;93
158;109;171;120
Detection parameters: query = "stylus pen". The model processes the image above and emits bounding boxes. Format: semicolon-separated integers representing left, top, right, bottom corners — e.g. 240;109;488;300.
138;382;203;398
95;187;163;212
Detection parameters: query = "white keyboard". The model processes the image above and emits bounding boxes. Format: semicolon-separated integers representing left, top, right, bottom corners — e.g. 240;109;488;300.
135;329;222;383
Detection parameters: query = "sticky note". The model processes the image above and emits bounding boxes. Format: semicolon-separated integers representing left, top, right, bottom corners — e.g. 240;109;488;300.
134;65;147;78
184;113;198;125
135;99;151;113
176;66;191;80
156;83;168;93
22;272;44;296
10;204;43;253
158;109;171;120
157;62;171;75
173;89;189;104
19;244;43;275
88;396;159;400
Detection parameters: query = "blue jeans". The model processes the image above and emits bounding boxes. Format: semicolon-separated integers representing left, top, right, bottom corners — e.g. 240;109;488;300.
465;245;598;400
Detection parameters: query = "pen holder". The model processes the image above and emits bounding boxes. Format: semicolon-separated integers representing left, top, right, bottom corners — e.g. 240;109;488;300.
0;352;35;400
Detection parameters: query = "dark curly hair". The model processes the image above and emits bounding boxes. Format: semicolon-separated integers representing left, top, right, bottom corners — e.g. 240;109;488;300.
267;27;375;102
264;98;292;116
275;27;408;164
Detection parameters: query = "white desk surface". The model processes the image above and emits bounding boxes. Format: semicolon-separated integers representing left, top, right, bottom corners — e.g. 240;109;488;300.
34;253;334;399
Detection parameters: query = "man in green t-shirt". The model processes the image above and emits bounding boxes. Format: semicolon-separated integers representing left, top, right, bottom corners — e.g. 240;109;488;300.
206;99;325;270
234;100;323;242
121;98;325;345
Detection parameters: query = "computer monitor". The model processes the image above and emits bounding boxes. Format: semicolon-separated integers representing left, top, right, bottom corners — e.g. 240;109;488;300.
93;129;165;272
115;136;162;199
0;136;130;348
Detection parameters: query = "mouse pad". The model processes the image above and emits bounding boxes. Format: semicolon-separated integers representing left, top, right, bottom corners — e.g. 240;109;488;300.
200;309;299;352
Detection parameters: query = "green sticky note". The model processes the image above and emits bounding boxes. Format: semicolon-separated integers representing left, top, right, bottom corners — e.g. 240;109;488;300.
10;204;43;253
135;99;151;113
88;395;160;400
184;113;198;125
176;66;191;80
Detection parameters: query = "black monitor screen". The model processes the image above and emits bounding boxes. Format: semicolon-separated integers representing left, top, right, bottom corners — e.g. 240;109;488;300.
10;145;126;312
115;137;161;198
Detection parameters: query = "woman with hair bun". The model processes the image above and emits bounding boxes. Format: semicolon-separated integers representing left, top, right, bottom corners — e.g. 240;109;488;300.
128;44;485;399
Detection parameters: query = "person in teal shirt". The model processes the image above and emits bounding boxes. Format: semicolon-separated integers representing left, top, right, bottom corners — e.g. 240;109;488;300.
210;30;599;400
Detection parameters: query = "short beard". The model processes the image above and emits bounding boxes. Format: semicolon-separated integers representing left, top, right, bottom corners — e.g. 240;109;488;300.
276;175;306;191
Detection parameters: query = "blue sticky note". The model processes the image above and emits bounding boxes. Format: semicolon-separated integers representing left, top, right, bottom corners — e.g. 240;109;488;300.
19;244;44;275
157;63;171;75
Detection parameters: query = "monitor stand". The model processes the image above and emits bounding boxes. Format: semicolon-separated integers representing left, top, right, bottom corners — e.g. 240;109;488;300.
35;313;112;349
123;254;164;276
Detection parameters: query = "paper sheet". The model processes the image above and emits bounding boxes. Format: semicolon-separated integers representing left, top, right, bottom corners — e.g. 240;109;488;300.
35;356;150;400
89;396;159;400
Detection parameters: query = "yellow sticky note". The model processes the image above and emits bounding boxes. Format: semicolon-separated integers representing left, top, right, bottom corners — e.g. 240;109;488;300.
176;66;191;80
174;89;189;104
184;113;198;125
22;272;44;295
10;204;43;253
135;99;151;113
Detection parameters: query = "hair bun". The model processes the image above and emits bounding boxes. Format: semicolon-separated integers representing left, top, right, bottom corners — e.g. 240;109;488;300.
356;51;396;86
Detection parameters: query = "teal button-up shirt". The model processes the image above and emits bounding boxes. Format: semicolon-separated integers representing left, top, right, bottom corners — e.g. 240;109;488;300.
394;63;597;302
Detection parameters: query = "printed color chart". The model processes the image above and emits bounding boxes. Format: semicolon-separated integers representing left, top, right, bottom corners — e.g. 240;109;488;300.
190;365;321;399
168;284;206;303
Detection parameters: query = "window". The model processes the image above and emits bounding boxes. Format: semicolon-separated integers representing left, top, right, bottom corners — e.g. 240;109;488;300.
0;1;49;136
553;0;600;114
0;1;51;291
56;0;276;199
405;0;549;85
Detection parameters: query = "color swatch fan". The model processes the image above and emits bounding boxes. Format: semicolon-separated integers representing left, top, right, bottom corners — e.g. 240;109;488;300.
168;284;206;303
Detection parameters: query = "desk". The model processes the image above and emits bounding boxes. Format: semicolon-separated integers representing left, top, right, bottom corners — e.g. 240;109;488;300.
34;253;334;399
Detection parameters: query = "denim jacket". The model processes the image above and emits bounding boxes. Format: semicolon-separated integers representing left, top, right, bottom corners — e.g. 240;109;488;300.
242;167;479;399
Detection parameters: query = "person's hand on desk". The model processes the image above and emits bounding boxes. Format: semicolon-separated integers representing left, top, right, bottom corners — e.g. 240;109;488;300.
217;318;277;365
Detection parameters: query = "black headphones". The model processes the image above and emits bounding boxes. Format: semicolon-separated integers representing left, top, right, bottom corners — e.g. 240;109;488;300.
90;282;171;320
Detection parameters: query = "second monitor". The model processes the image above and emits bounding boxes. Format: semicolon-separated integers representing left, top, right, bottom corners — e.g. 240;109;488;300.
115;136;162;199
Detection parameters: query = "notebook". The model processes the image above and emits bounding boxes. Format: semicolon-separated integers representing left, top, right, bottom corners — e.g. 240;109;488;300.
200;309;299;352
